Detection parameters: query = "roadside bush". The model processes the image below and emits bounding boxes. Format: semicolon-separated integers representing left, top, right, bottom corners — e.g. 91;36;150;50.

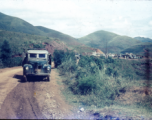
105;67;114;76
57;53;150;109
53;50;66;68
10;57;22;67
0;59;3;68
76;69;88;79
58;58;77;75
78;55;91;68
2;57;22;67
105;57;115;63
33;43;45;48
138;95;152;112
113;70;119;79
77;75;97;95
92;56;103;70
1;40;12;67
53;49;75;68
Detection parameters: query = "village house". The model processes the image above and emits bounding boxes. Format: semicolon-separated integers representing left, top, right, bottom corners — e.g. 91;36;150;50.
92;49;105;57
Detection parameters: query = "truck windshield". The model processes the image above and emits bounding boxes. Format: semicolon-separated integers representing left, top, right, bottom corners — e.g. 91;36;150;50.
39;54;45;58
30;54;37;58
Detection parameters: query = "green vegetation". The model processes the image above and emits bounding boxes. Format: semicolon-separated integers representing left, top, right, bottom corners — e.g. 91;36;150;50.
121;43;152;57
78;30;141;53
0;30;51;57
0;12;44;36
0;40;22;68
0;30;51;68
1;40;12;66
134;37;152;43
36;26;78;45
53;49;76;68
1;11;152;118
0;12;82;49
0;12;94;57
54;50;152;116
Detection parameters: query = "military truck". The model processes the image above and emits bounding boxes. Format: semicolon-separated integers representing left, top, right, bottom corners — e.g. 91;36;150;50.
22;49;51;82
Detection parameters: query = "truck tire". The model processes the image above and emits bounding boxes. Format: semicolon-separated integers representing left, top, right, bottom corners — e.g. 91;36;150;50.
47;76;50;82
23;75;27;82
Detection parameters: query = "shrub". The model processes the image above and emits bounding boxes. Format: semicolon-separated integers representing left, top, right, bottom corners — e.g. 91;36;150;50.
78;55;90;68
33;43;44;48
58;58;77;74
105;67;114;76
10;57;22;67
105;57;114;63
56;53;150;109
1;40;12;67
113;70;119;79
53;49;75;68
77;75;97;95
53;50;66;68
2;57;22;67
93;57;103;70
0;59;3;68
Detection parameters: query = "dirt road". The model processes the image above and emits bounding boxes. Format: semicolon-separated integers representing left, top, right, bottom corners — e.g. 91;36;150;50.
0;65;72;119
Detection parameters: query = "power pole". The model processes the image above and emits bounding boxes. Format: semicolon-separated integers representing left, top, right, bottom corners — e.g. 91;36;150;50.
105;39;108;59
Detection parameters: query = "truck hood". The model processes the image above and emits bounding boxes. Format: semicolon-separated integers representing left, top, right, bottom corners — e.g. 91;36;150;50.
28;60;47;67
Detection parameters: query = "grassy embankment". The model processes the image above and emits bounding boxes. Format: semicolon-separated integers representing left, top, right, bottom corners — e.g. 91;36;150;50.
54;50;152;118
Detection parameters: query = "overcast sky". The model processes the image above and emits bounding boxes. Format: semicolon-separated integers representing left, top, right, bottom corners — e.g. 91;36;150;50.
0;0;152;38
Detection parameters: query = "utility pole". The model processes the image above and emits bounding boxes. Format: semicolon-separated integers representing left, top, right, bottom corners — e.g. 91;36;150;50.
105;39;108;59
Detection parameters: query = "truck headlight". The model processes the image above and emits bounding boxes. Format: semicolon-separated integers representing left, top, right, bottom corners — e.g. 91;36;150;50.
25;66;29;70
47;67;50;70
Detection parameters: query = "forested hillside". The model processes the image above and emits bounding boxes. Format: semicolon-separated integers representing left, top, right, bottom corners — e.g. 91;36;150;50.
134;37;152;43
78;30;141;53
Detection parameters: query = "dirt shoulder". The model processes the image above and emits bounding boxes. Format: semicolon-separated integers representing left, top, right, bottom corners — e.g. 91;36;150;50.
0;67;22;110
34;68;73;119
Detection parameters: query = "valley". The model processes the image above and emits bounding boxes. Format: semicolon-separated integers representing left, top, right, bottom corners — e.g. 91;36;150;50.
0;11;152;119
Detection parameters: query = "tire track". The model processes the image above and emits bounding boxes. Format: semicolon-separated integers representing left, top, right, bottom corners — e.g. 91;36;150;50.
0;64;72;119
0;80;46;119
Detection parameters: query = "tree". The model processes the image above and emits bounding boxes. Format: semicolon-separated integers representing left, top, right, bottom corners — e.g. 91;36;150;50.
53;50;65;68
1;40;12;67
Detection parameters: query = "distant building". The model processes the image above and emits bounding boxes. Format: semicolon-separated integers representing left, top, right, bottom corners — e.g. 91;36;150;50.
107;53;115;58
92;49;105;57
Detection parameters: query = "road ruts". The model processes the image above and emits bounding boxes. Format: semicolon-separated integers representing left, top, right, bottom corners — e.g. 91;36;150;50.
0;81;46;119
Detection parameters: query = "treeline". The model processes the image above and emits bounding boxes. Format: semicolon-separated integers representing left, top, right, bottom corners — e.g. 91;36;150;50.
53;50;152;109
0;40;22;68
0;40;46;68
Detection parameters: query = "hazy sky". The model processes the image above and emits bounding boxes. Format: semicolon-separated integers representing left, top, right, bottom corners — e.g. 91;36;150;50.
0;0;152;38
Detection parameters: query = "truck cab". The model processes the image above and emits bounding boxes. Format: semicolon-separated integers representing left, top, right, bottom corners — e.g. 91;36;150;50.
22;50;51;82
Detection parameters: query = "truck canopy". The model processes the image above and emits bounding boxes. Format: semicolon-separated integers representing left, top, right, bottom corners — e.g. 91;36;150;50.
27;50;49;54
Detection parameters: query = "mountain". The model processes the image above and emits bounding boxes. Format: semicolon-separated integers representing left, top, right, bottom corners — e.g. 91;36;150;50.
0;12;81;47
0;30;54;56
0;12;95;54
0;13;94;56
35;26;79;45
77;30;141;54
121;42;152;57
134;37;152;43
0;12;44;35
0;30;94;57
121;37;152;57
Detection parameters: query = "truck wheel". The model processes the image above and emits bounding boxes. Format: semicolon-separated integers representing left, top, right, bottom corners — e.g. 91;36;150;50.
23;75;27;82
47;76;50;82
